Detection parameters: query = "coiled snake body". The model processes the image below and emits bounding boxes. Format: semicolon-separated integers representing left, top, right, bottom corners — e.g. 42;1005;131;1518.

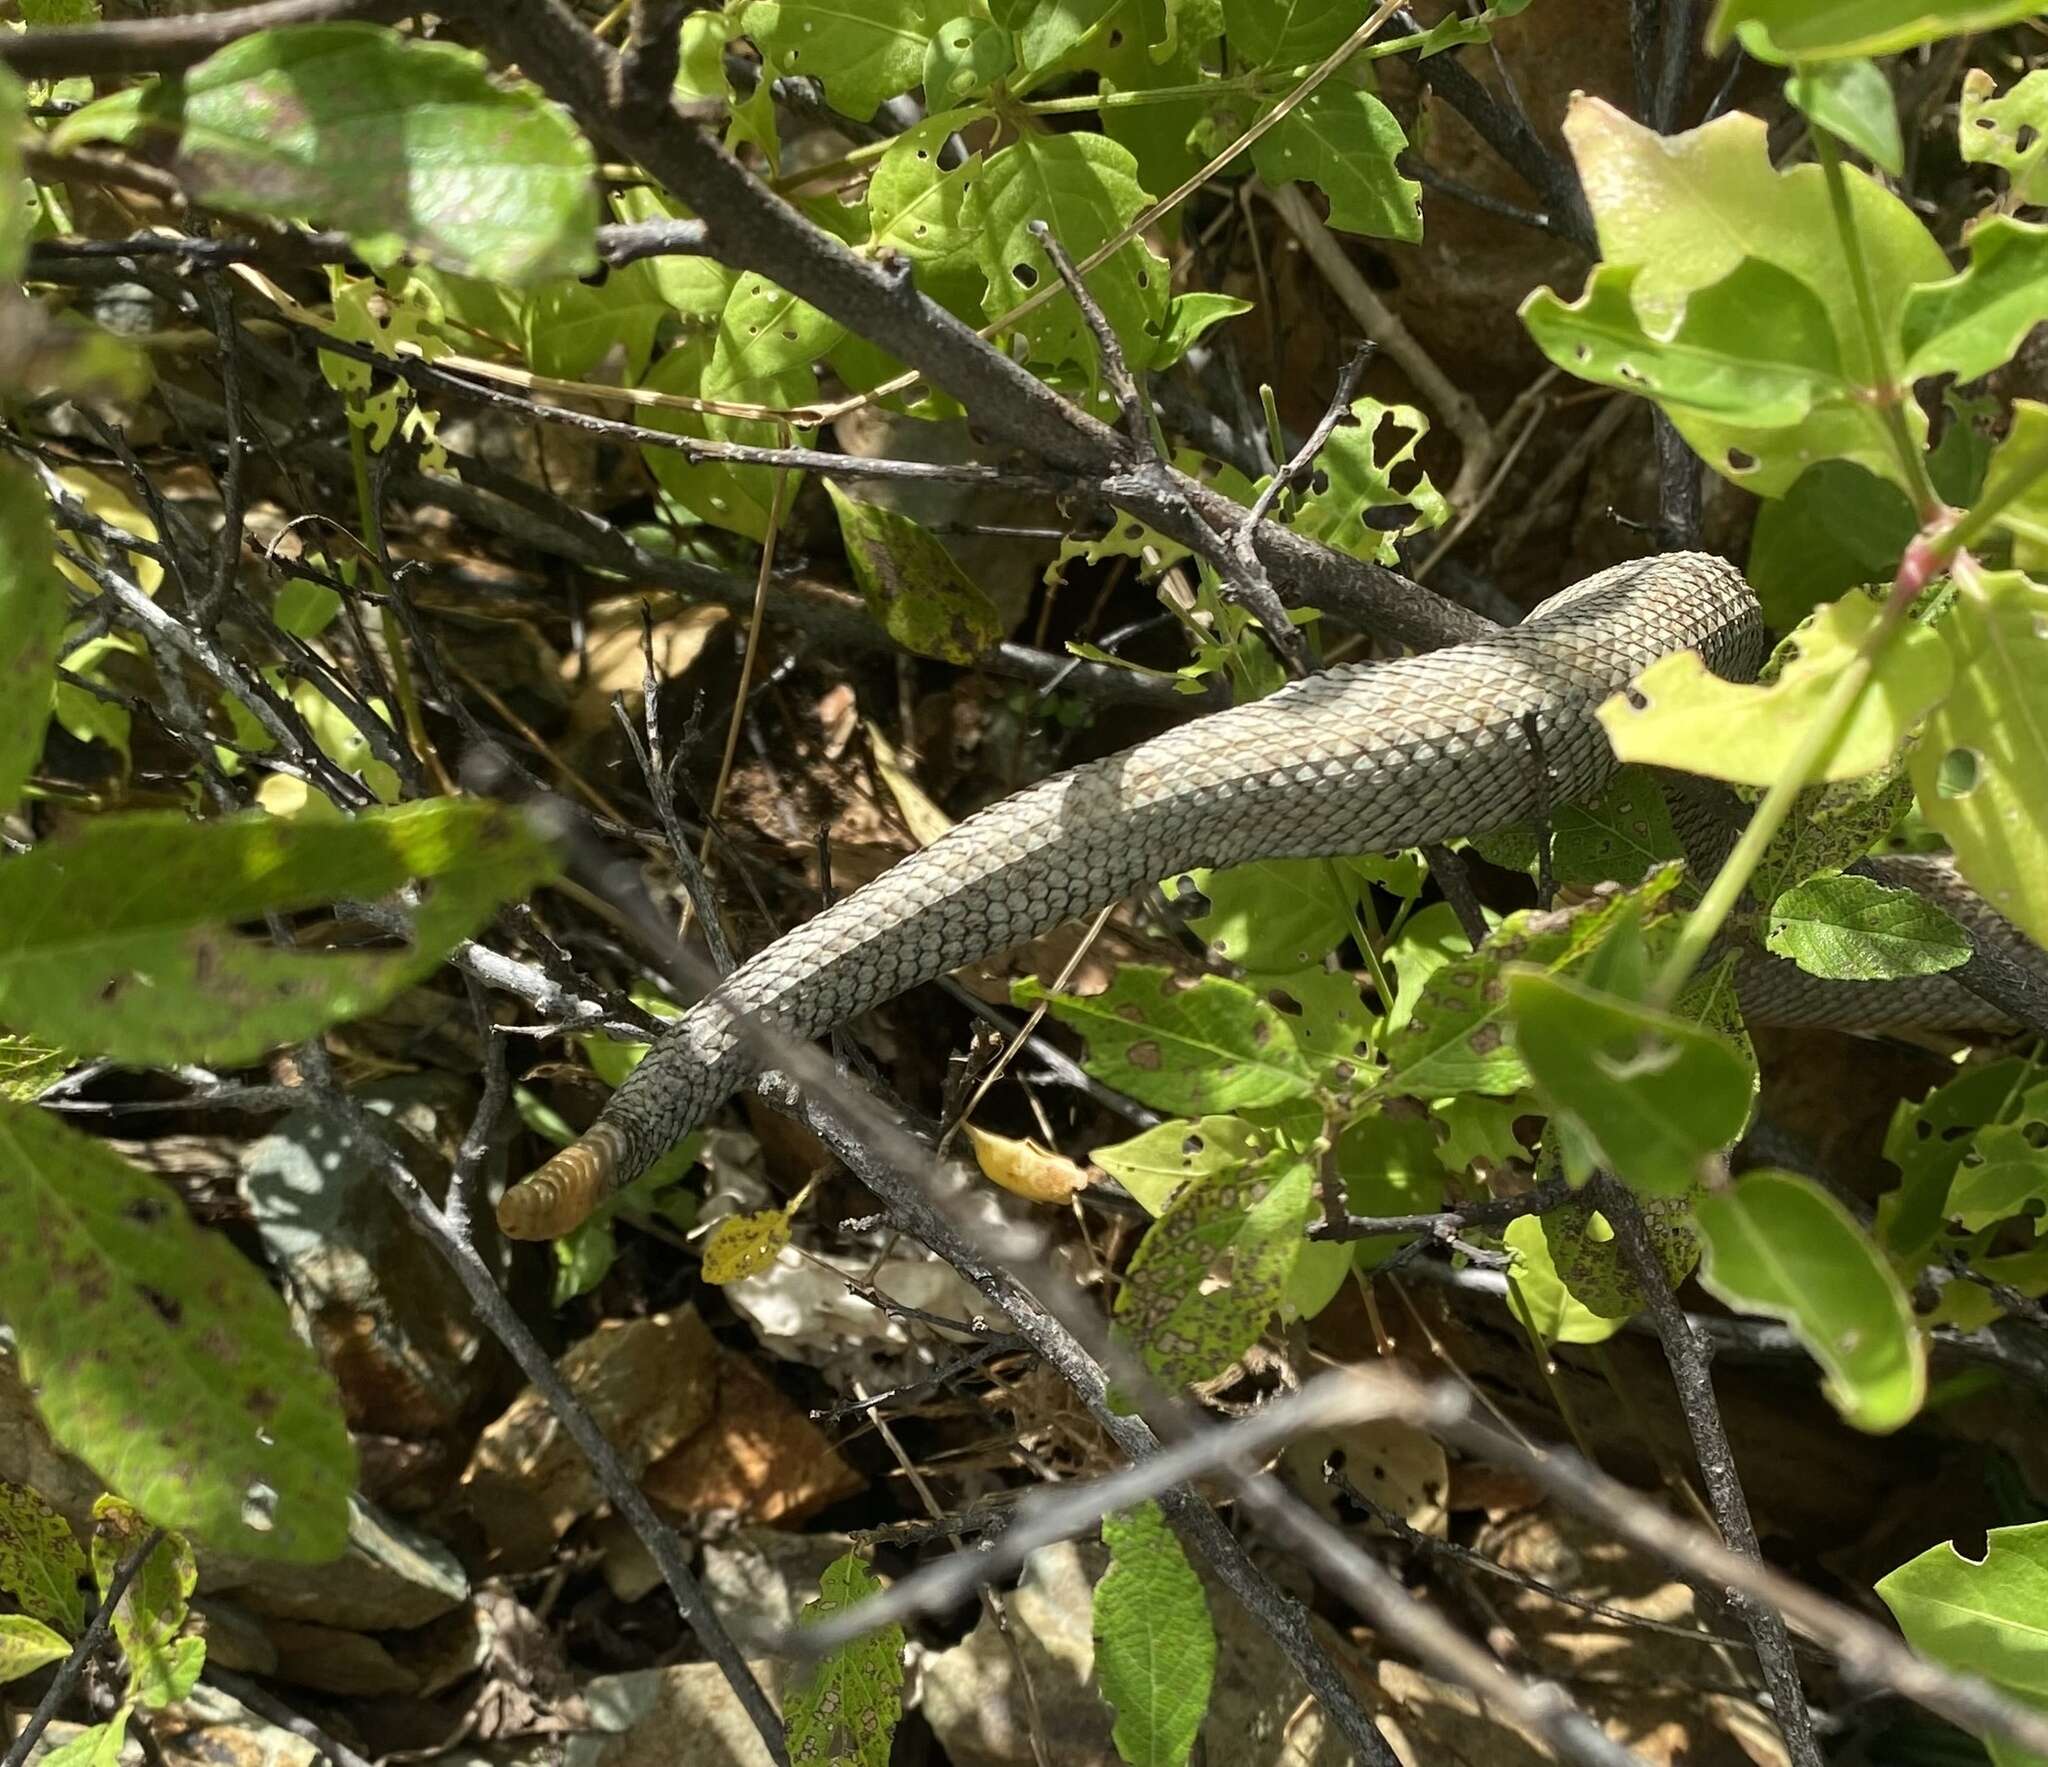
496;554;2003;1238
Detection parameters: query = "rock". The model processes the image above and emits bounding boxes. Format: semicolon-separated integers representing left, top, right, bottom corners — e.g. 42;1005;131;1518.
210;1494;468;1631
695;1530;859;1653
459;1309;719;1564
264;1618;419;1696
641;1350;863;1527
560;1663;791;1767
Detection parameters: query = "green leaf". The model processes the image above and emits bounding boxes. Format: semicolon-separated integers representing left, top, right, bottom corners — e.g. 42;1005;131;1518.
53;25;597;285
1961;67;2048;205
1765;873;1972;981
1747;462;1919;628
825;481;1003;664
521;268;664;382
1948;1093;2048;1232
0;800;559;1066
0;461;69;820
1504;1215;1625;1345
1015;968;1315;1113
0;1482;85;1636
967;131;1172;375
1542;1188;1700;1322
1161;857;1371;973
997;0;1121;81
90;1499;202;1709
1710;0;2048;60
1249;87;1420;241
1695;1169;1925;1433
1151;292;1252;369
1509;971;1752;1195
739;0;926;120
0;1614;70;1683
1473;767;1682;889
1903;219;2048;386
866;113;984;276
1377;870;1684;1099
0;67;24;284
1287;398;1447;565
1880;1057;2044;1262
39;1711;128;1767
1909;570;2048;949
1093;1500;1215;1767
1333;1106;1444;1267
1553;98;1945;497
1116;1144;1313;1388
1973;397;2048;574
1788;57;1902;173
1091;1107;1317;1216
0;1099;353;1560
1223;0;1360;65
1525;256;1849;429
611;186;734;321
924;16;1014;103
784;1553;904;1767
1599;590;1952;788
1879;1521;2048;1762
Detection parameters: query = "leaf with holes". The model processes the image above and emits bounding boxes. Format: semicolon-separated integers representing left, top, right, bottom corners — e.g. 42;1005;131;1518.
1696;1169;1925;1432
1250;86;1420;241
1115;1143;1314;1389
1550;98;1945;496
1505;1214;1626;1345
0;801;558;1067
1094;1500;1215;1767
1161;857;1372;974
91;1498;201;1709
1287;398;1447;565
1880;1058;2045;1263
1091;1106;1318;1216
923;17;1013;105
0;1481;85;1637
784;1553;903;1767
739;0;927;120
1910;570;2048;949
0;462;67;821
1947;1104;2048;1234
1542;1188;1699;1321
53;25;596;284
826;481;1003;664
1903;220;2048;387
1879;1522;2048;1760
1015;969;1315;1114
1710;0;2047;60
866;112;983;278
1600;591;1952;787
1508;971;1753;1196
1474;767;1682;889
967;131;1171;377
1377;869;1684;1100
0;1098;352;1560
1766;873;1972;981
1961;67;2048;203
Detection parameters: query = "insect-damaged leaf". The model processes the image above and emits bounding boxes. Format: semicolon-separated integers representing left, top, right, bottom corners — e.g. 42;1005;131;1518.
0;800;560;1066
0;1099;353;1560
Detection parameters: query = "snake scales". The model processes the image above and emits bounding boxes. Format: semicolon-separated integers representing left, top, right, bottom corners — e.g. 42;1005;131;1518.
497;553;2025;1239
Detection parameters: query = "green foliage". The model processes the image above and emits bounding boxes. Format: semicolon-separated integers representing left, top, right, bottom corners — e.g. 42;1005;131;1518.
1093;1501;1215;1767
1788;57;1903;173
826;481;1003;663
1880;1522;2048;1764
0;1481;87;1637
1249;87;1419;240
1695;1171;1925;1432
1711;0;2048;61
0;461;68;818
739;0;931;121
0;1098;353;1560
90;1497;203;1709
1962;67;2048;203
1764;872;1972;980
1879;1057;2046;1262
784;1553;904;1767
0;801;559;1065
55;25;597;284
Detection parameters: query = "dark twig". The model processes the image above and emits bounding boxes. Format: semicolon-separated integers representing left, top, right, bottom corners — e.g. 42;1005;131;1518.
2;1528;166;1767
1594;1179;1823;1767
1310;1177;1564;1245
1422;843;1491;948
0;0;414;77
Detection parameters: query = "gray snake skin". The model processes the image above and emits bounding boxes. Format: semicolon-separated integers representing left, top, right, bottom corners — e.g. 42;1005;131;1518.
496;554;2011;1237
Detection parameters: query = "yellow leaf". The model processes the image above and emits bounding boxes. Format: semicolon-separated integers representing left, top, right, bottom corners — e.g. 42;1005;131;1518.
700;1207;792;1284
964;1123;1091;1205
866;722;954;849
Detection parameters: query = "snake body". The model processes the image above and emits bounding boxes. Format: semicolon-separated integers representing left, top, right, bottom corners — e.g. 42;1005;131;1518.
501;553;1796;1237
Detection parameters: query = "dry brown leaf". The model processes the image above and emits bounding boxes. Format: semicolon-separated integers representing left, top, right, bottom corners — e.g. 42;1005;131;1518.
567;596;729;727
866;721;955;848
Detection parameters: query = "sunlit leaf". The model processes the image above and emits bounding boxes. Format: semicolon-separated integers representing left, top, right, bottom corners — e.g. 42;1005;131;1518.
1880;1057;2044;1263
699;1208;793;1285
0;801;559;1066
739;0;927;120
1094;1500;1215;1767
1961;66;2048;204
1092;1107;1318;1217
0;1481;85;1637
1710;0;2047;61
0;1614;70;1683
0;462;68;820
1789;57;1902;173
1695;1169;1925;1432
0;1100;353;1561
90;1499;201;1709
1504;1214;1625;1346
784;1553;903;1767
1250;86;1420;241
964;1124;1091;1204
826;481;1003;664
53;24;597;284
1903;219;2048;386
1765;872;1972;981
1287;398;1448;564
